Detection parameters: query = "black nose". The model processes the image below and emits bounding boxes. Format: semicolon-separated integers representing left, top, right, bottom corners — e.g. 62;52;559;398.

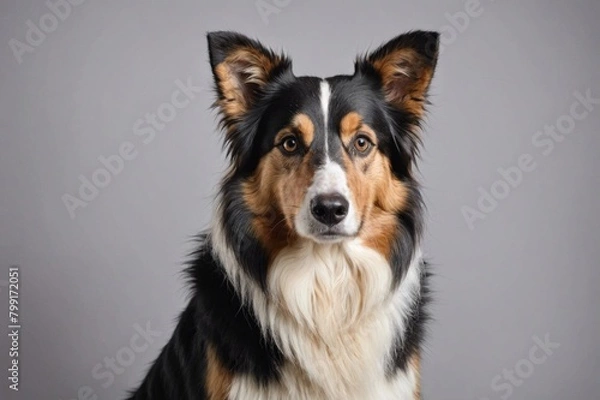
310;193;349;227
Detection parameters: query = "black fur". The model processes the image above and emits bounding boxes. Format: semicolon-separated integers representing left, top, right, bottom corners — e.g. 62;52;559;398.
127;30;438;399
126;237;283;400
387;262;432;376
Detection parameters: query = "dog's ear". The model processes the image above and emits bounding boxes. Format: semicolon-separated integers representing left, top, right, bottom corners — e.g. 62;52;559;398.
355;31;439;118
207;31;292;129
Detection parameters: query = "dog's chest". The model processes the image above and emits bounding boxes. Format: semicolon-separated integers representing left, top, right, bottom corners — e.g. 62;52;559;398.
228;360;419;400
227;307;420;399
224;241;423;399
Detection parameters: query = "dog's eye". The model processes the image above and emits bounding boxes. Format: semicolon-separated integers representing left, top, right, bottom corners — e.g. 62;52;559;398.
281;136;299;154
353;135;373;154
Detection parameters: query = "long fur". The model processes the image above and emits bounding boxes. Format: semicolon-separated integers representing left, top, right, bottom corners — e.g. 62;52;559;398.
127;30;438;400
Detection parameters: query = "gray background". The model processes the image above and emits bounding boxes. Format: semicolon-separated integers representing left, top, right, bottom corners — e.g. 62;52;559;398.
1;0;599;399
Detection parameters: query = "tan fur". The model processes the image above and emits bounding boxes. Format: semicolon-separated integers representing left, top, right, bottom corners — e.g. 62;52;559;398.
371;48;434;117
274;113;315;147
244;109;409;261
214;47;285;122
205;33;436;400
339;112;378;145
410;351;422;399
345;151;408;258
362;156;409;258
337;112;409;258
235;106;416;398
242;113;319;260
339;111;363;141
205;344;232;400
214;63;248;121
292;113;315;146
242;147;316;260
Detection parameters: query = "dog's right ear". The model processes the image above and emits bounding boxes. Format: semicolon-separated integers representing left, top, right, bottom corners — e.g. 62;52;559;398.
207;31;292;130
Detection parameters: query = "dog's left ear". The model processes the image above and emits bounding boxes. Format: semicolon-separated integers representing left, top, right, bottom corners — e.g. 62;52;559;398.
207;31;292;129
355;31;439;118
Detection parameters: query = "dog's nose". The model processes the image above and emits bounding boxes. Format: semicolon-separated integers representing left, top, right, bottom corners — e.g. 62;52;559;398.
310;193;349;227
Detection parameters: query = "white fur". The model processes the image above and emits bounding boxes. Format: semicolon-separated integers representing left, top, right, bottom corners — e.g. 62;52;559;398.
320;80;331;157
294;162;361;241
296;80;361;242
211;206;423;399
229;361;418;400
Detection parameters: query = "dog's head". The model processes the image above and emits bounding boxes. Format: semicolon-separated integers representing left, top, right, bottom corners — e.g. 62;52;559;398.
208;31;438;283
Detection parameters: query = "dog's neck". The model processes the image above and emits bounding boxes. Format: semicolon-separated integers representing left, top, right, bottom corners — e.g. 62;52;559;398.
211;210;423;398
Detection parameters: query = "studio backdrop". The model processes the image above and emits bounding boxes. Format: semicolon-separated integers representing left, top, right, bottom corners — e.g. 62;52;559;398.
1;0;599;399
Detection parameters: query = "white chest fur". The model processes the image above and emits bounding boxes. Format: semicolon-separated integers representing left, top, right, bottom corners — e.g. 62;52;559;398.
212;219;423;399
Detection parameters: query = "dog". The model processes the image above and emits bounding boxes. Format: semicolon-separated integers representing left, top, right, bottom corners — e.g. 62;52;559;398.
127;30;439;400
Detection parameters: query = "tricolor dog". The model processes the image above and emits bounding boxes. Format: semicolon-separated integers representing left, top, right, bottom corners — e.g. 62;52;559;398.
128;30;440;400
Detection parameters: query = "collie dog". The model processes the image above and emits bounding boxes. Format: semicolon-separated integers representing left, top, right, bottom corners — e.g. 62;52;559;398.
128;30;439;400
